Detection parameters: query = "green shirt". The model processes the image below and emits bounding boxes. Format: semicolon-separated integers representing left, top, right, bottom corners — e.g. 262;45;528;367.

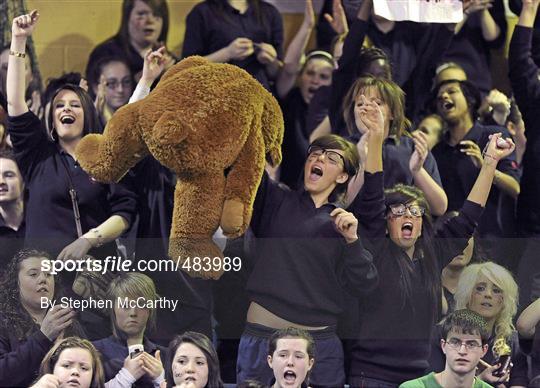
399;372;493;388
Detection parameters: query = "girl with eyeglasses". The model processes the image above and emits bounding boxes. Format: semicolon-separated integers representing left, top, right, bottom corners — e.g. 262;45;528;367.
346;97;515;387
236;134;378;387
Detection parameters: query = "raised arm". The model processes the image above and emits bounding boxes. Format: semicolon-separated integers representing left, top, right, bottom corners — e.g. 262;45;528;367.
7;10;39;117
509;0;540;107
348;96;387;237
408;131;448;215
467;134;516;207
129;47;167;104
275;0;315;98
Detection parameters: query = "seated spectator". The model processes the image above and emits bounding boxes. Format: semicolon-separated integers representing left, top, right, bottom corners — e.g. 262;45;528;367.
0;248;81;387
412;114;446;151
164;331;224;388
182;0;283;91
440;0;507;96
88;56;134;126
0;149;25;269
93;272;165;387
30;336;105;388
266;327;315;388
86;0;174;83
400;310;492;388
429;262;528;387
343;76;448;216
237;134;377;387
347;98;512;386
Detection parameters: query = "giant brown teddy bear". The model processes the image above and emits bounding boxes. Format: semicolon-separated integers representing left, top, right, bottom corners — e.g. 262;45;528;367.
75;56;284;279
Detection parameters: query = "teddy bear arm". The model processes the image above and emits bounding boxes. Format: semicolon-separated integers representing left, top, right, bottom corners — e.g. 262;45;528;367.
220;129;266;239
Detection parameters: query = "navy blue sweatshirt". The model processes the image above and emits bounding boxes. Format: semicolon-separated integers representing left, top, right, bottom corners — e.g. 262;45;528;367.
246;173;378;327
7;111;137;257
0;315;53;387
348;171;483;384
509;26;540;235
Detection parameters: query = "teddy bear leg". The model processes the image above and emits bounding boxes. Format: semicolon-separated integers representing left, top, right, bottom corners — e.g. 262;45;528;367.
221;130;266;238
169;172;227;280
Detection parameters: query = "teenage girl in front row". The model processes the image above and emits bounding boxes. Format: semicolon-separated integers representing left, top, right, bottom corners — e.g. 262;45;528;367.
347;95;516;387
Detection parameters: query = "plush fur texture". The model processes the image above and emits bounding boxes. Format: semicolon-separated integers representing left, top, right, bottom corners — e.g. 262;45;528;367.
75;56;284;279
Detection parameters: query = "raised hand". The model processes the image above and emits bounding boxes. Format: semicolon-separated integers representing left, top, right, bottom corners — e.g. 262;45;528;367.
356;95;385;138
40;305;76;341
324;0;349;35
12;10;39;39
463;0;493;15
142;46;167;85
409;131;429;173
483;133;516;163
330;208;358;243
303;0;315;29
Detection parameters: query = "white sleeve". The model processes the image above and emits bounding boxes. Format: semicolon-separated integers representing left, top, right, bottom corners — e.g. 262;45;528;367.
128;82;151;104
104;367;137;388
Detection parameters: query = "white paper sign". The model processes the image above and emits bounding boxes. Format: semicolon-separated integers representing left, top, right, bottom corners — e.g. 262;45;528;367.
373;0;464;23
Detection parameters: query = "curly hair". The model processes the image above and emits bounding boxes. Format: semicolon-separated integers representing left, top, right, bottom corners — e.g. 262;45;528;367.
0;248;83;340
454;262;518;357
38;337;105;388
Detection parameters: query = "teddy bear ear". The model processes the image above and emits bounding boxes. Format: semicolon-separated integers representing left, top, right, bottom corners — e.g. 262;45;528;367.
159;56;210;84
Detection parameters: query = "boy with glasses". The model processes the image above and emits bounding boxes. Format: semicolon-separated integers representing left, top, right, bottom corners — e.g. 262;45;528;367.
400;309;492;388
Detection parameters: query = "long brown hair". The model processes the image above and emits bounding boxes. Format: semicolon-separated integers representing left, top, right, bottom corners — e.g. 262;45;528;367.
38;337;105;388
343;76;410;138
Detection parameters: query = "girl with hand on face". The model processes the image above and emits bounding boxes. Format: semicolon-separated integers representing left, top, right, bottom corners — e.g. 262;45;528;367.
0;249;83;387
6;11;136;286
30;337;105;388
164;331;223;388
93;273;165;388
182;0;283;91
347;95;515;387
343;76;448;216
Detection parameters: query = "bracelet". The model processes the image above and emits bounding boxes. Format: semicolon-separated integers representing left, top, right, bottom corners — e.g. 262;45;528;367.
482;153;498;161
84;228;104;248
9;50;26;58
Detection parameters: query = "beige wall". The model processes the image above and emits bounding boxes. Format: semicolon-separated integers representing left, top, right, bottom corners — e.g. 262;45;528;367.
26;0;305;83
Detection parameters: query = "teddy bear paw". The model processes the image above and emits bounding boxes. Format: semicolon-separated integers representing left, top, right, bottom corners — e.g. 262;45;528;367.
220;199;246;238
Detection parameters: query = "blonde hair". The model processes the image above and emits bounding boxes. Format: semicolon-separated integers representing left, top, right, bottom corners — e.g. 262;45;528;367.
454;262;518;356
107;272;158;338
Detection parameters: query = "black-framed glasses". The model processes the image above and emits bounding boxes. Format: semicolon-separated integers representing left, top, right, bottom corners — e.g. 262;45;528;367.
307;145;345;166
388;203;425;218
444;338;483;351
